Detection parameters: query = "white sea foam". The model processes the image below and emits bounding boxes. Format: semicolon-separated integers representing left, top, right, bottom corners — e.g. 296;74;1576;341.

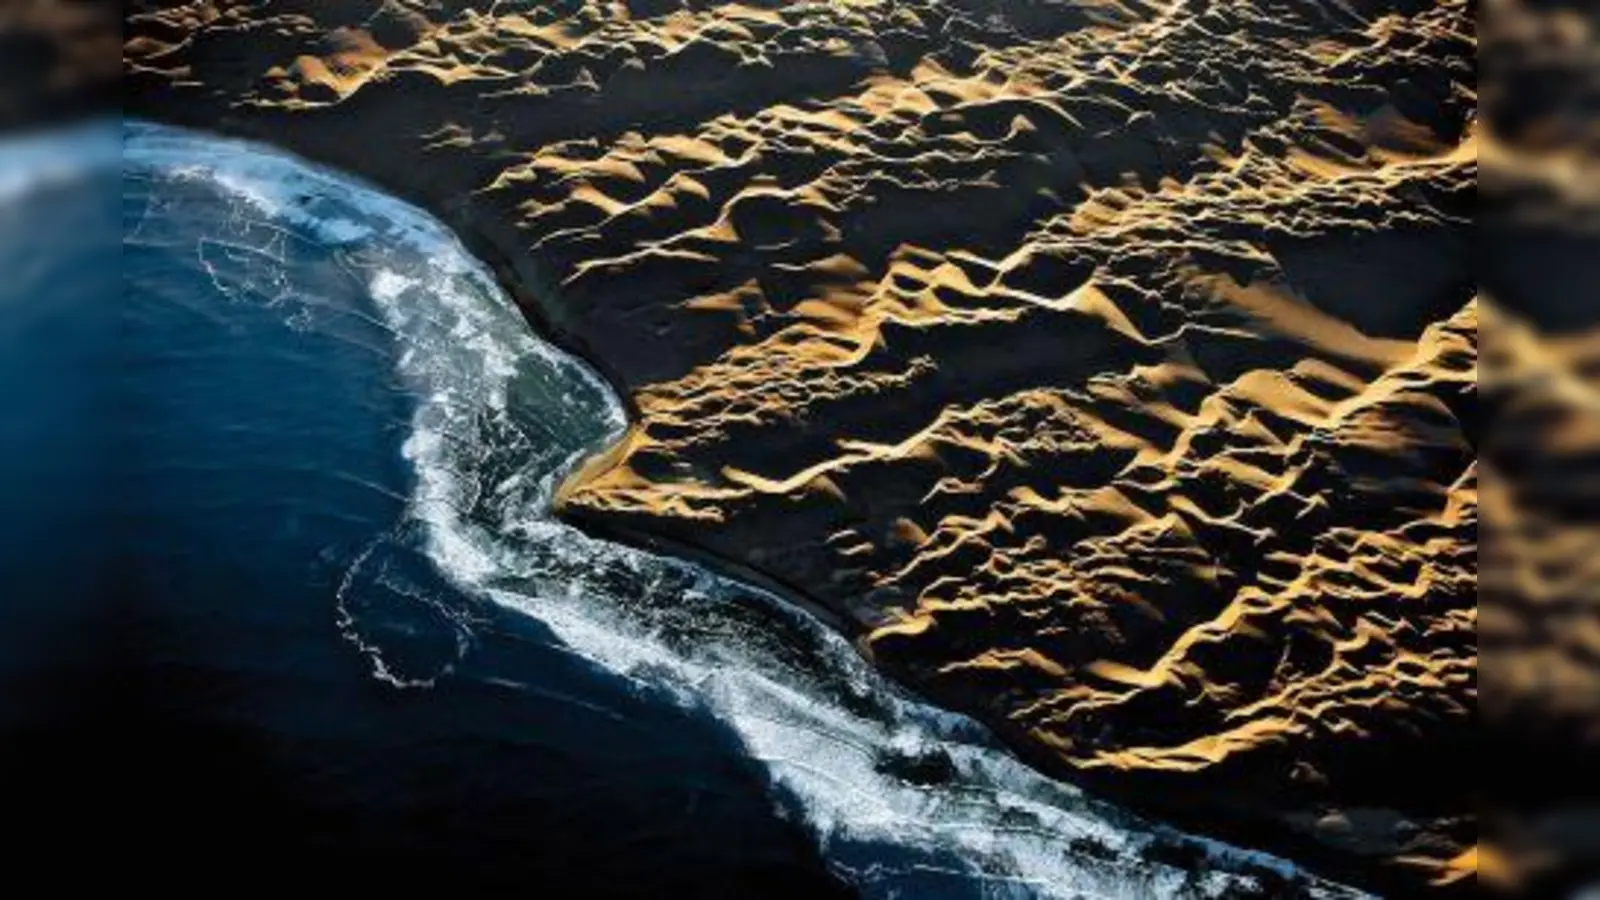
122;120;1368;900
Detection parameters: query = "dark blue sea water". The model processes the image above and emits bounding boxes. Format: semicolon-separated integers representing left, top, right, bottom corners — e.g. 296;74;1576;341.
0;121;1358;898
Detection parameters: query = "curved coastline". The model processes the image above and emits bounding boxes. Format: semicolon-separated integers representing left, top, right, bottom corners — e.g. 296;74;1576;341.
122;3;1479;889
115;117;1375;898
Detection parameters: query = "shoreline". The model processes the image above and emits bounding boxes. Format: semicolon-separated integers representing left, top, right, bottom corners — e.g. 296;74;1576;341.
117;111;1429;898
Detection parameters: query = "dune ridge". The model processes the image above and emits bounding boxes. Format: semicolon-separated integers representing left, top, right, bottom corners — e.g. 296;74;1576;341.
125;0;1477;892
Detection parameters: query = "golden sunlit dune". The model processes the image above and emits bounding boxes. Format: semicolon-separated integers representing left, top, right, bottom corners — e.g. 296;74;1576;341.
125;0;1478;893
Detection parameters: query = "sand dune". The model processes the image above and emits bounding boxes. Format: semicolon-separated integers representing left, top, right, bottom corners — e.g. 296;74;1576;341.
125;0;1476;893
